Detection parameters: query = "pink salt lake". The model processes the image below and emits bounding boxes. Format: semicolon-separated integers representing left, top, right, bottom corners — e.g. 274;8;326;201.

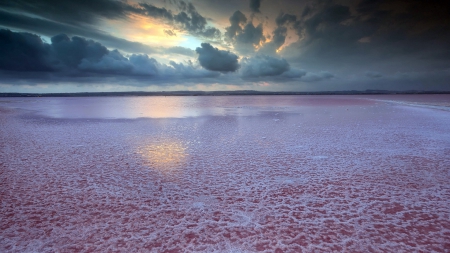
1;95;449;252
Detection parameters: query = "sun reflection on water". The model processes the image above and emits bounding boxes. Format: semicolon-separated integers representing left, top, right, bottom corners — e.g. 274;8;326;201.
137;140;187;175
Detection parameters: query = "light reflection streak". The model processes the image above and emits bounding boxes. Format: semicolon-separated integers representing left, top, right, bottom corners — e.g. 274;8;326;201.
137;140;188;175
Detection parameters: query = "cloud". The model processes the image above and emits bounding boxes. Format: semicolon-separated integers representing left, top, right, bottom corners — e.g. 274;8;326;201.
259;12;297;55
0;10;199;60
225;11;265;54
0;0;128;26
129;54;161;76
259;26;287;55
239;55;331;82
137;3;174;20
334;69;450;91
0;29;54;71
0;29;219;83
275;13;297;26
302;71;334;82
282;0;450;74
78;49;134;75
134;1;221;39
51;34;109;69
0;0;221;40
250;0;262;13
365;71;382;78
195;43;240;72
234;23;265;54
281;68;307;79
165;61;220;78
241;55;289;77
225;11;247;41
0;9;157;55
164;30;177;36
2;0;450;91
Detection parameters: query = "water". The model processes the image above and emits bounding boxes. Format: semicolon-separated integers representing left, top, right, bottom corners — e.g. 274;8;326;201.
1;95;449;252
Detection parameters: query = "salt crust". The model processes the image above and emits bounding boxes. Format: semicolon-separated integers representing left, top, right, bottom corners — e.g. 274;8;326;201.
1;96;449;252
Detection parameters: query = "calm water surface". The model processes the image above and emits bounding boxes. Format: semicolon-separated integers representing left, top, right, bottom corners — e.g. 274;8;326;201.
4;94;448;119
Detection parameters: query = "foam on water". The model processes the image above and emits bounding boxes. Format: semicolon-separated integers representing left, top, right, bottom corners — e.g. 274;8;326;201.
1;95;449;252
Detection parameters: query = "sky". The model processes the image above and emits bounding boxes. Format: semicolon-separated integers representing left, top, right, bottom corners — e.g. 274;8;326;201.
0;0;449;93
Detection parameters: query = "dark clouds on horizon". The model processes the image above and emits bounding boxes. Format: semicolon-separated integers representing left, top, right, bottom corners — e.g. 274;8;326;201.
0;29;219;83
0;0;449;91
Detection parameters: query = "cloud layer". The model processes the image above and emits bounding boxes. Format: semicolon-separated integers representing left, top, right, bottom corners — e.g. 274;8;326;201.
0;0;449;91
0;29;218;83
0;29;338;86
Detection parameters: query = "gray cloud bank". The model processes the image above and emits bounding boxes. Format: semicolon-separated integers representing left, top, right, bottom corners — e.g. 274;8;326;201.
0;29;218;84
240;55;335;82
0;29;336;86
282;0;450;73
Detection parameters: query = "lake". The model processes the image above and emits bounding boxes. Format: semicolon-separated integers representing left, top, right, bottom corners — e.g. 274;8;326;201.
1;95;449;252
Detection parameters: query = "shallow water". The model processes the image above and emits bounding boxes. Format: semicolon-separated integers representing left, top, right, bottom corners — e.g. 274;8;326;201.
1;95;449;252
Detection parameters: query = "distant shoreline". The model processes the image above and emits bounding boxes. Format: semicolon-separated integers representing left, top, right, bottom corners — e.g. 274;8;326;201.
0;90;449;97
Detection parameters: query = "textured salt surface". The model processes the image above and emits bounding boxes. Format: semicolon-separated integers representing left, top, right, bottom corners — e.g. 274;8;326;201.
1;95;449;252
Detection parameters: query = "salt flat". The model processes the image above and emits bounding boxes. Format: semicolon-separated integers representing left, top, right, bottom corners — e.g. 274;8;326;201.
1;95;449;252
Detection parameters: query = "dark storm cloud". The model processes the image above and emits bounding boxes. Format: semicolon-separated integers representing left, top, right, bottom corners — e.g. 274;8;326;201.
195;43;240;72
259;26;287;55
260;12;296;55
225;11;247;41
236;23;264;45
239;54;332;82
0;29;53;71
241;55;289;78
234;23;265;54
78;49;134;75
275;13;297;26
51;34;109;69
0;29;218;83
225;11;265;54
0;29;155;76
249;0;262;13
283;0;450;74
292;3;354;51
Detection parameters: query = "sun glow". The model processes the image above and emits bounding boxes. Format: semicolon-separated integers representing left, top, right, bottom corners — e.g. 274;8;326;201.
103;14;186;48
138;140;187;175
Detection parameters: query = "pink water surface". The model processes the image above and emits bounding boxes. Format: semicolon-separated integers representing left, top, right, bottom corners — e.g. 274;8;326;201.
1;95;449;252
